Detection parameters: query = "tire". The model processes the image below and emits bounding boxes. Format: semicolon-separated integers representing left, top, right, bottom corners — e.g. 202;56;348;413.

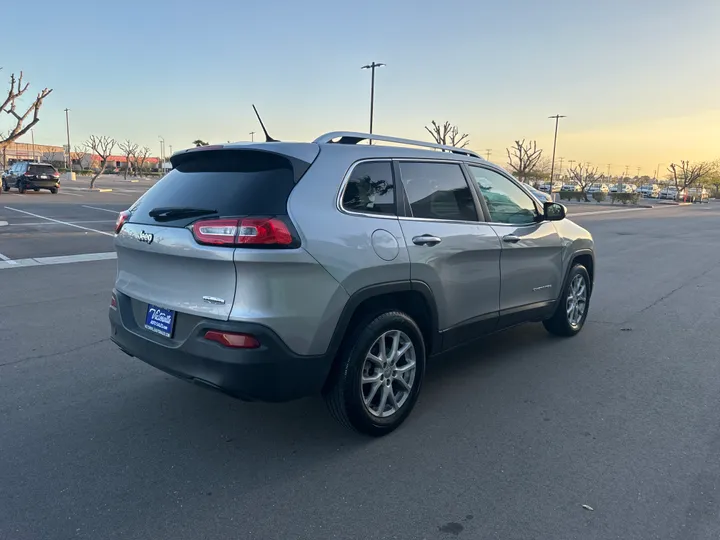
18;182;26;194
543;264;591;337
2;181;8;192
49;187;58;194
324;311;426;436
33;188;39;192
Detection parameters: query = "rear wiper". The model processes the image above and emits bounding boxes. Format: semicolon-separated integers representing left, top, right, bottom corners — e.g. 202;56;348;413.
148;206;218;221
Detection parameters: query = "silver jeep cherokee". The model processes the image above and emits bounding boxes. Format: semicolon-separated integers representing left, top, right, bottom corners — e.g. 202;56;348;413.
109;131;594;436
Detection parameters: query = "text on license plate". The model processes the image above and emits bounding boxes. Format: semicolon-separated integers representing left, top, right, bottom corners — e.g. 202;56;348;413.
144;304;175;337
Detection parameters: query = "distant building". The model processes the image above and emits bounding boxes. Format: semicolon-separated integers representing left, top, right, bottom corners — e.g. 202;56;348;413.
2;141;160;171
2;142;63;167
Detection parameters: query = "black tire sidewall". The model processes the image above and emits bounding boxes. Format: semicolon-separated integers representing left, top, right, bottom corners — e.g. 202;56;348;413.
339;312;426;435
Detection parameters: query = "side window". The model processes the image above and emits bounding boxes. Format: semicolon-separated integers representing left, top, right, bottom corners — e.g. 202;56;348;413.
468;166;538;225
399;162;478;222
341;161;396;215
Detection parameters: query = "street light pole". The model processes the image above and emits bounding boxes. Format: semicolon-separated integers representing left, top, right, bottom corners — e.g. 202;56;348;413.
548;114;566;187
31;129;36;162
158;136;165;163
361;62;385;144
485;149;492;160
64;108;71;170
249;131;255;142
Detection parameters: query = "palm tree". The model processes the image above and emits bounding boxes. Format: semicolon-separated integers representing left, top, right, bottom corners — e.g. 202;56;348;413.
192;139;209;147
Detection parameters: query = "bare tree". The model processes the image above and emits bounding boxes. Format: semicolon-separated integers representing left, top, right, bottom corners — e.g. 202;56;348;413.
71;146;87;172
84;135;116;188
667;160;715;195
566;163;601;201
134;146;152;176
424;121;469;149
506;140;543;183
118;139;139;179
0;70;53;150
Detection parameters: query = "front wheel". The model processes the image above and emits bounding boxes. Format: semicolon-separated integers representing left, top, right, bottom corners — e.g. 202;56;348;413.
17;182;26;194
324;311;426;436
543;264;591;337
49;187;58;194
2;181;9;192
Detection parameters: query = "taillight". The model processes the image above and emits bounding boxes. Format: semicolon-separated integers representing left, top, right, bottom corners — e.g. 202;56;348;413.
24;172;32;177
52;172;60;178
204;330;260;349
191;217;296;247
110;293;118;310
115;210;130;234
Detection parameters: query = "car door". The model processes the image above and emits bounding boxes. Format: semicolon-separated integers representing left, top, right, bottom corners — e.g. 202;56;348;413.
466;165;563;322
395;160;502;350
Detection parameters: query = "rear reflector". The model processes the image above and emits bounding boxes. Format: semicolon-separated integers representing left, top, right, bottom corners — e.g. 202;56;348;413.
191;217;295;247
204;330;260;349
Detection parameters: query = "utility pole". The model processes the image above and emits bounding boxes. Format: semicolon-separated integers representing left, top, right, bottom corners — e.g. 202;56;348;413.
558;157;564;179
31;129;36;162
361;62;386;144
548;114;566;186
607;163;612;182
249;131;255;142
654;163;663;182
636;166;641;179
158;136;165;163
64;108;71;170
485;149;492;160
169;145;173;156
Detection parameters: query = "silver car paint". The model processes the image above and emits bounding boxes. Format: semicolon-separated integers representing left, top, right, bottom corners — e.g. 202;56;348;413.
114;141;594;363
115;223;238;320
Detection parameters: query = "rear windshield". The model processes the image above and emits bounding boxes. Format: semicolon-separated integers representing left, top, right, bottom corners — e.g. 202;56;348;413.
129;150;299;227
28;165;56;175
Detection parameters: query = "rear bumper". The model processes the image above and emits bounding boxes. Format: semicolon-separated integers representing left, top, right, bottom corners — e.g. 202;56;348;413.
24;179;59;189
109;292;333;402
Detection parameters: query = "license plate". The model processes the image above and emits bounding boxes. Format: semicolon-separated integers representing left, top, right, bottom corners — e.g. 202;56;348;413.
144;304;175;338
40;175;48;179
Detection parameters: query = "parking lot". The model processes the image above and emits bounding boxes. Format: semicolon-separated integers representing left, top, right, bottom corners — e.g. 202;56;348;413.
1;190;720;539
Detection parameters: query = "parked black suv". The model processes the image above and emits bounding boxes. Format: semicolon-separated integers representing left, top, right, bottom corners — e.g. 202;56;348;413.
2;162;60;194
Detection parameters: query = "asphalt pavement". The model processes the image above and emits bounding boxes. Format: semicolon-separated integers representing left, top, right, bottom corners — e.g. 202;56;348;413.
1;198;719;540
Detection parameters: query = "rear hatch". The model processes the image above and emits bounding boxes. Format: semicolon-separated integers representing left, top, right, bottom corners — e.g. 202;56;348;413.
114;145;318;324
27;164;59;183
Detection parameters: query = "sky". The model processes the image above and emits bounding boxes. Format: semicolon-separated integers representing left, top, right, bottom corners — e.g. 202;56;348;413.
3;0;719;174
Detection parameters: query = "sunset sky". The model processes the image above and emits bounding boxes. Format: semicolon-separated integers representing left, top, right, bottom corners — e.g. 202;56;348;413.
4;0;719;175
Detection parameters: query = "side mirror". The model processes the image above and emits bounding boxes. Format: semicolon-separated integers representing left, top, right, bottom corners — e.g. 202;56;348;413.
544;201;566;221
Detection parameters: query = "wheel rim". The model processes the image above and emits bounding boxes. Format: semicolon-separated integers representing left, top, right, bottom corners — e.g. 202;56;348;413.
360;330;417;418
566;274;588;328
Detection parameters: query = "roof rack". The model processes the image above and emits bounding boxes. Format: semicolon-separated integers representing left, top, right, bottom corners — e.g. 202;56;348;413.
313;131;482;159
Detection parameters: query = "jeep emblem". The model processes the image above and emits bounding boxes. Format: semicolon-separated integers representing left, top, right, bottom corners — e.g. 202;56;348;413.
137;231;154;245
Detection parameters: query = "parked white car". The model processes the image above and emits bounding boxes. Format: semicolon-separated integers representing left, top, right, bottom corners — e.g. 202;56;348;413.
587;183;610;194
638;184;661;198
561;183;580;191
659;187;686;200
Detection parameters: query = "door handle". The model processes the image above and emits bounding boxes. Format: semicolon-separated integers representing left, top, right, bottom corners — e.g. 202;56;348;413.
412;235;442;246
502;235;521;243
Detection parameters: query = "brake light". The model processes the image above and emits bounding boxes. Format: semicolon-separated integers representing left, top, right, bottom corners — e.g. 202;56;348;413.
204;330;260;349
52;172;60;178
24;172;32;177
115;210;130;234
110;293;118;310
191;217;295;247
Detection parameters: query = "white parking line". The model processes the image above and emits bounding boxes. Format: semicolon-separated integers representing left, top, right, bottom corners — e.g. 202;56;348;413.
8;220;115;226
0;252;16;265
62;191;84;197
3;207;114;237
82;205;120;214
0;251;116;270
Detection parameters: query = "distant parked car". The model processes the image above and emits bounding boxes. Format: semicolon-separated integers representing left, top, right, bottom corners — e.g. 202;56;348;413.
2;162;60;194
587;183;610;194
561;183;580;191
687;187;709;203
638;184;661;198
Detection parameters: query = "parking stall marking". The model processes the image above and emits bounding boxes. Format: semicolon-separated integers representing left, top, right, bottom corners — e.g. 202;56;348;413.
82;205;120;214
4;206;115;237
0;251;116;270
8;220;115;226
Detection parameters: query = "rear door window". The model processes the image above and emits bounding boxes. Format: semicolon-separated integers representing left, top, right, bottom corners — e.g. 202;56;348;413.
129;149;303;228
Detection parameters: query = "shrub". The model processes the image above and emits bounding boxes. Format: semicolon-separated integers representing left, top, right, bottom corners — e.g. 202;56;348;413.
591;191;607;203
610;192;640;205
559;190;583;202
